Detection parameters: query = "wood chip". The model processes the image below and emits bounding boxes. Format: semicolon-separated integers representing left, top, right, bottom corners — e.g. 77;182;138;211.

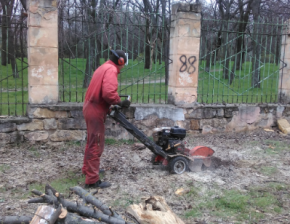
59;207;68;219
175;188;185;196
264;128;274;132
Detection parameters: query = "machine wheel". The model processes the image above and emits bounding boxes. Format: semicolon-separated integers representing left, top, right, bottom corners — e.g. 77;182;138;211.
169;157;189;174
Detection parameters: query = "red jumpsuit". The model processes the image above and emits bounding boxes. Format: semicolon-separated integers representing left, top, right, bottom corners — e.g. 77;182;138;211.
82;60;121;185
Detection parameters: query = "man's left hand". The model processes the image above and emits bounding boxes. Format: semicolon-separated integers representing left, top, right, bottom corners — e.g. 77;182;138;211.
118;99;131;108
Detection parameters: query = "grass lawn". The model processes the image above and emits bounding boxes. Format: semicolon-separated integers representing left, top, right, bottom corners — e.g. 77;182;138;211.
198;60;280;103
0;57;282;116
60;82;168;104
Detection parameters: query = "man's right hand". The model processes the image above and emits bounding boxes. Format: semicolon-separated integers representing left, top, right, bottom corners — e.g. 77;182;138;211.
118;99;131;108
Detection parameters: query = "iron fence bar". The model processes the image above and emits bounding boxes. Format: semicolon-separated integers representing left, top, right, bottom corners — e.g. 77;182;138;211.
272;18;279;103
137;10;141;103
21;24;25;115
6;6;10;115
265;19;270;102
142;19;146;103
160;13;165;104
225;19;230;103
257;18;262;102
198;18;203;103
240;30;245;103
206;21;210;103
279;19;287;103
271;18;276;103
131;7;136;102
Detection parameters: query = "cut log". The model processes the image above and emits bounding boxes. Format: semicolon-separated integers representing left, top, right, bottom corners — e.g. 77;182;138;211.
30;205;61;224
50;206;62;224
58;212;107;224
70;186;122;220
58;207;68;219
127;196;185;224
0;216;32;224
28;197;45;203
45;184;58;196
32;189;43;196
47;189;60;208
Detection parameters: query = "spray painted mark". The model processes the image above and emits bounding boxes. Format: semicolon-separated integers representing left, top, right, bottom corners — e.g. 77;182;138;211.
179;55;196;74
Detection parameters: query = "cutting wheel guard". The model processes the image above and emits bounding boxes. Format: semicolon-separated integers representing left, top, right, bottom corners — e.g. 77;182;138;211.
109;106;168;158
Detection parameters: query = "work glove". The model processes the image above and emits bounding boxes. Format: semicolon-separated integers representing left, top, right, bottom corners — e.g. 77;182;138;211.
118;99;131;108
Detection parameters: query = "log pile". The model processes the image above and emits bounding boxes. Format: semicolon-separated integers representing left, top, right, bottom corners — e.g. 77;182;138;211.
0;184;136;224
0;185;185;224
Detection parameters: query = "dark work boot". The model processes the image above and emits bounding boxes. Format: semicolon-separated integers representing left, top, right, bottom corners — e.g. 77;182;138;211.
85;180;111;189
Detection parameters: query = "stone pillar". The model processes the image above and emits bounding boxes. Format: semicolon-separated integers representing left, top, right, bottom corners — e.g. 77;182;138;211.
27;0;58;104
279;19;290;103
168;3;201;106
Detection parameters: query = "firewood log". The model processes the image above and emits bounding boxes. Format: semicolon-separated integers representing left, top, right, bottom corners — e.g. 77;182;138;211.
70;186;122;220
59;212;107;224
30;205;61;224
0;216;32;224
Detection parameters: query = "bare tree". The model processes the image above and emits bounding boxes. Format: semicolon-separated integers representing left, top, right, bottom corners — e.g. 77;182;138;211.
251;0;262;88
228;0;252;84
0;0;19;78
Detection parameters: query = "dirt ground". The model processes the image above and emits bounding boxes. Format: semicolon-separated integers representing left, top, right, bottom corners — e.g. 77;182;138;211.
1;128;290;224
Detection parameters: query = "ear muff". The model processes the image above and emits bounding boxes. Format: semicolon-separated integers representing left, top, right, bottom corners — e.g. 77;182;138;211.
111;50;125;65
118;57;125;65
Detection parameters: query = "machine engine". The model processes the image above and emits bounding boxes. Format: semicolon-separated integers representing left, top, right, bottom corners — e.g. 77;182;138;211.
152;126;186;154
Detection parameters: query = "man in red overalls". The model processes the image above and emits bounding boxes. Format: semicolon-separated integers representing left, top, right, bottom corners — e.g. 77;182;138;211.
82;50;130;188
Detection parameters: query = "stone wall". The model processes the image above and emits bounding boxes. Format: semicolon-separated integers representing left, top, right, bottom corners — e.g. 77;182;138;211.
1;103;289;145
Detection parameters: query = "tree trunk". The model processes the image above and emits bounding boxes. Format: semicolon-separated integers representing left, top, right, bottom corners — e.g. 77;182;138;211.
8;24;18;78
233;0;252;71
275;25;282;65
164;26;169;85
0;0;18;78
144;19;151;69
83;38;95;88
234;32;244;71
251;0;262;88
205;37;213;72
161;0;169;85
222;18;231;80
1;10;7;66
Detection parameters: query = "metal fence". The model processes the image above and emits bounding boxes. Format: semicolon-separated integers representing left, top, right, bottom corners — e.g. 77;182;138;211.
0;10;28;116
58;2;170;104
198;18;287;104
0;5;289;116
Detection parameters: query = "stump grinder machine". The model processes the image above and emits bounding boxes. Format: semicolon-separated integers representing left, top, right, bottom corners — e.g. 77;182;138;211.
109;96;215;174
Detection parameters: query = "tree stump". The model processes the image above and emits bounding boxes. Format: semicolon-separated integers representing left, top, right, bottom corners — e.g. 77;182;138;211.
126;196;185;224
